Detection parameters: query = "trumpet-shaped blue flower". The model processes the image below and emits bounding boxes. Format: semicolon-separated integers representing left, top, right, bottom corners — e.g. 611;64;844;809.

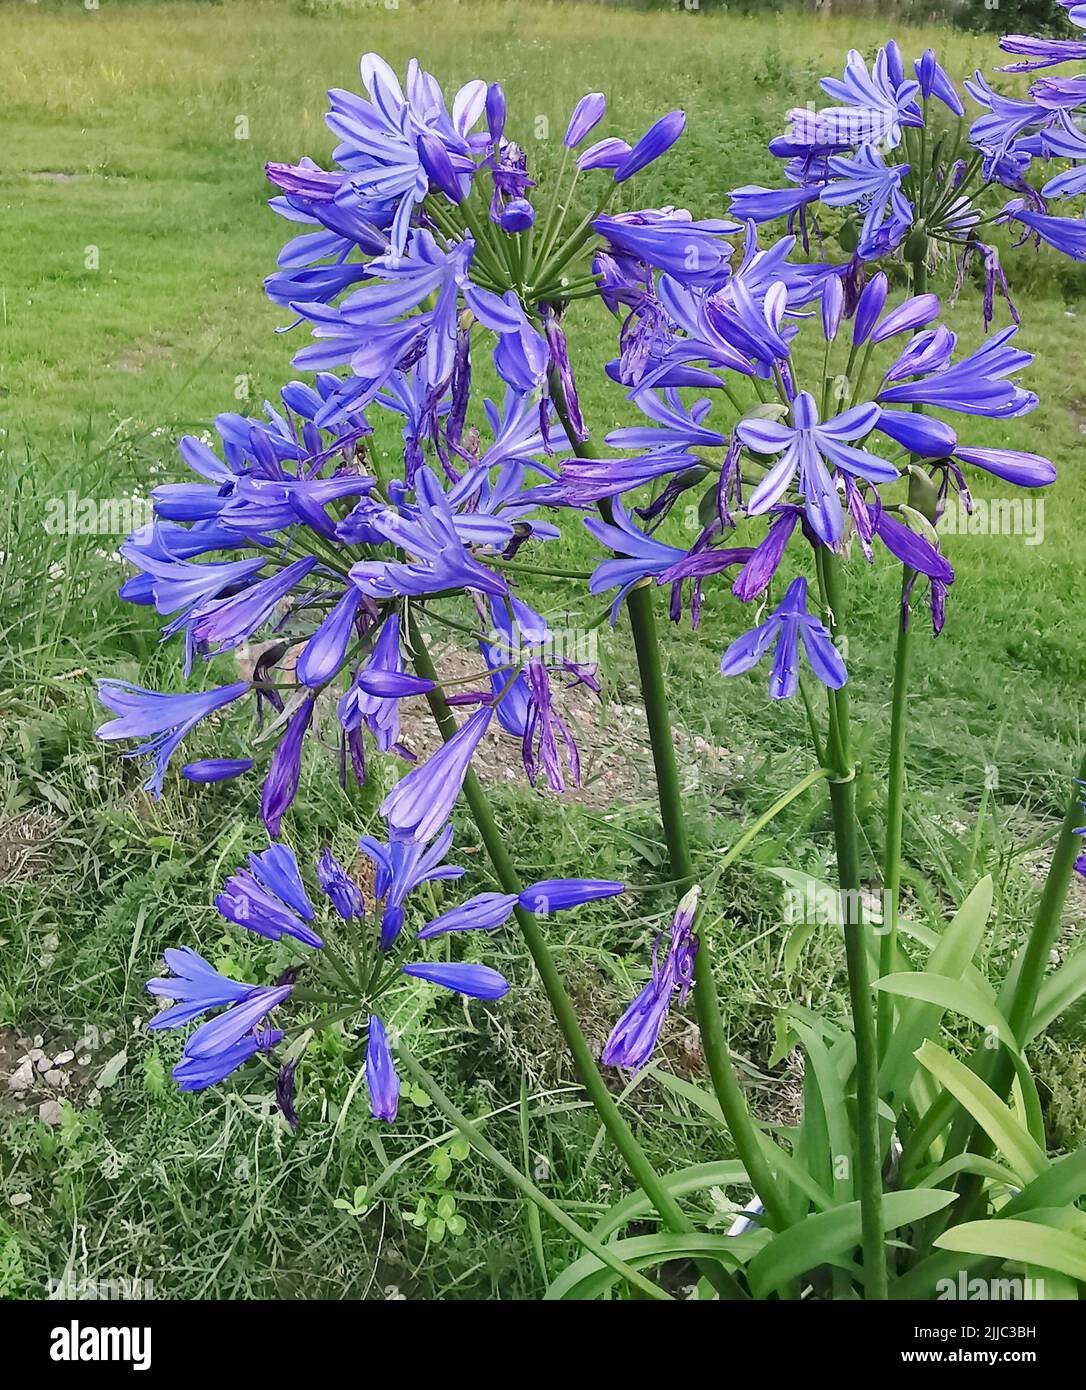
216;842;322;950
736;391;897;545
147;946;291;1093
720;576;847;700
339;612;418;755
416;891;519;939
593;209;739;288
261;697;315;839
146;947;259;1030
381;706;493;844
1003;201;1086;260
614;110;686;182
173;1026;284;1093
820;144;914;256
584;500;689;622
317;847;366;919
999;34;1086;74
190;557;318;653
402;960;510;999
366;1015;399;1122
95;680;250;798
182;758;254;783
878;326;1038;416
788;46;922;150
357;821;464;948
349;467;512;601
518;879;625;913
915;49;966;115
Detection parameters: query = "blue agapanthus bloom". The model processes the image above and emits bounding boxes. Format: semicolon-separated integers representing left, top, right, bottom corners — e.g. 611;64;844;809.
381;706;494;845
719;577;847;701
147;947;291;1092
721;35;1063;297
579;237;1052;669
216;842;323;950
735;391;897;546
149;824;622;1122
266;51;694;457
95;680;250;798
357;820;465;950
818;144;914;257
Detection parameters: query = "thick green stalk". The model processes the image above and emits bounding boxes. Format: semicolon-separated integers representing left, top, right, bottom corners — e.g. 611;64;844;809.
819;552;888;1299
625;583;792;1233
879;600;911;1053
405;608;745;1300
549;376;791;1232
395;1043;673;1300
878;246;929;1054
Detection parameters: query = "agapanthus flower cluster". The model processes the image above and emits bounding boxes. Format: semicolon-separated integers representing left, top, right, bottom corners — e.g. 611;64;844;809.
979;0;1086;262
146;822;623;1122
267;52;688;437
98;52;713;838
99;47;1061;1117
723;39;1053;323
728;23;1086;306
571;256;1054;690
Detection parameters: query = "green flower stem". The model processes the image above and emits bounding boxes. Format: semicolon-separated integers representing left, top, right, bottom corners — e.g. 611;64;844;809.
624;578;792;1233
405;607;745;1301
547;374;791;1233
799;678;827;767
817;551;888;1300
878;246;929;1055
879;600;910;1055
395;1043;674;1301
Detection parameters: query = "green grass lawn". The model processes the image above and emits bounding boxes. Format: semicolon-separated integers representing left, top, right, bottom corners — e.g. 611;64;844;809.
1;0;1084;1300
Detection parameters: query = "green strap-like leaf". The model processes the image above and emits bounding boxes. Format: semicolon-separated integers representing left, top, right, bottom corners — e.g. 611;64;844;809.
914;1040;1047;1184
876;971;1018;1052
546;1230;764;1302
879;877;994;1106
1004;1147;1086;1217
1028;942;1086;1043
793;1019;854;1204
913;1152;1019;1192
754;1127;833;1214
591;1160;748;1242
934;1220;1086;1285
648;1065;724;1125
746;1189;958;1299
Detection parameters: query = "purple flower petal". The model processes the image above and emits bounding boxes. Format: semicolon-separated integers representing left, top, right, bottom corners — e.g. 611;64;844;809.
402;961;510;1000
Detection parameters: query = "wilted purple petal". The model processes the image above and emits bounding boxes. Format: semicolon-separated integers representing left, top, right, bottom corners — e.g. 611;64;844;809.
261;697;315;839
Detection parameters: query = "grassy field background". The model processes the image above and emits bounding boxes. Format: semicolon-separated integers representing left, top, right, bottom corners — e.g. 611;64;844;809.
1;0;1084;1300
